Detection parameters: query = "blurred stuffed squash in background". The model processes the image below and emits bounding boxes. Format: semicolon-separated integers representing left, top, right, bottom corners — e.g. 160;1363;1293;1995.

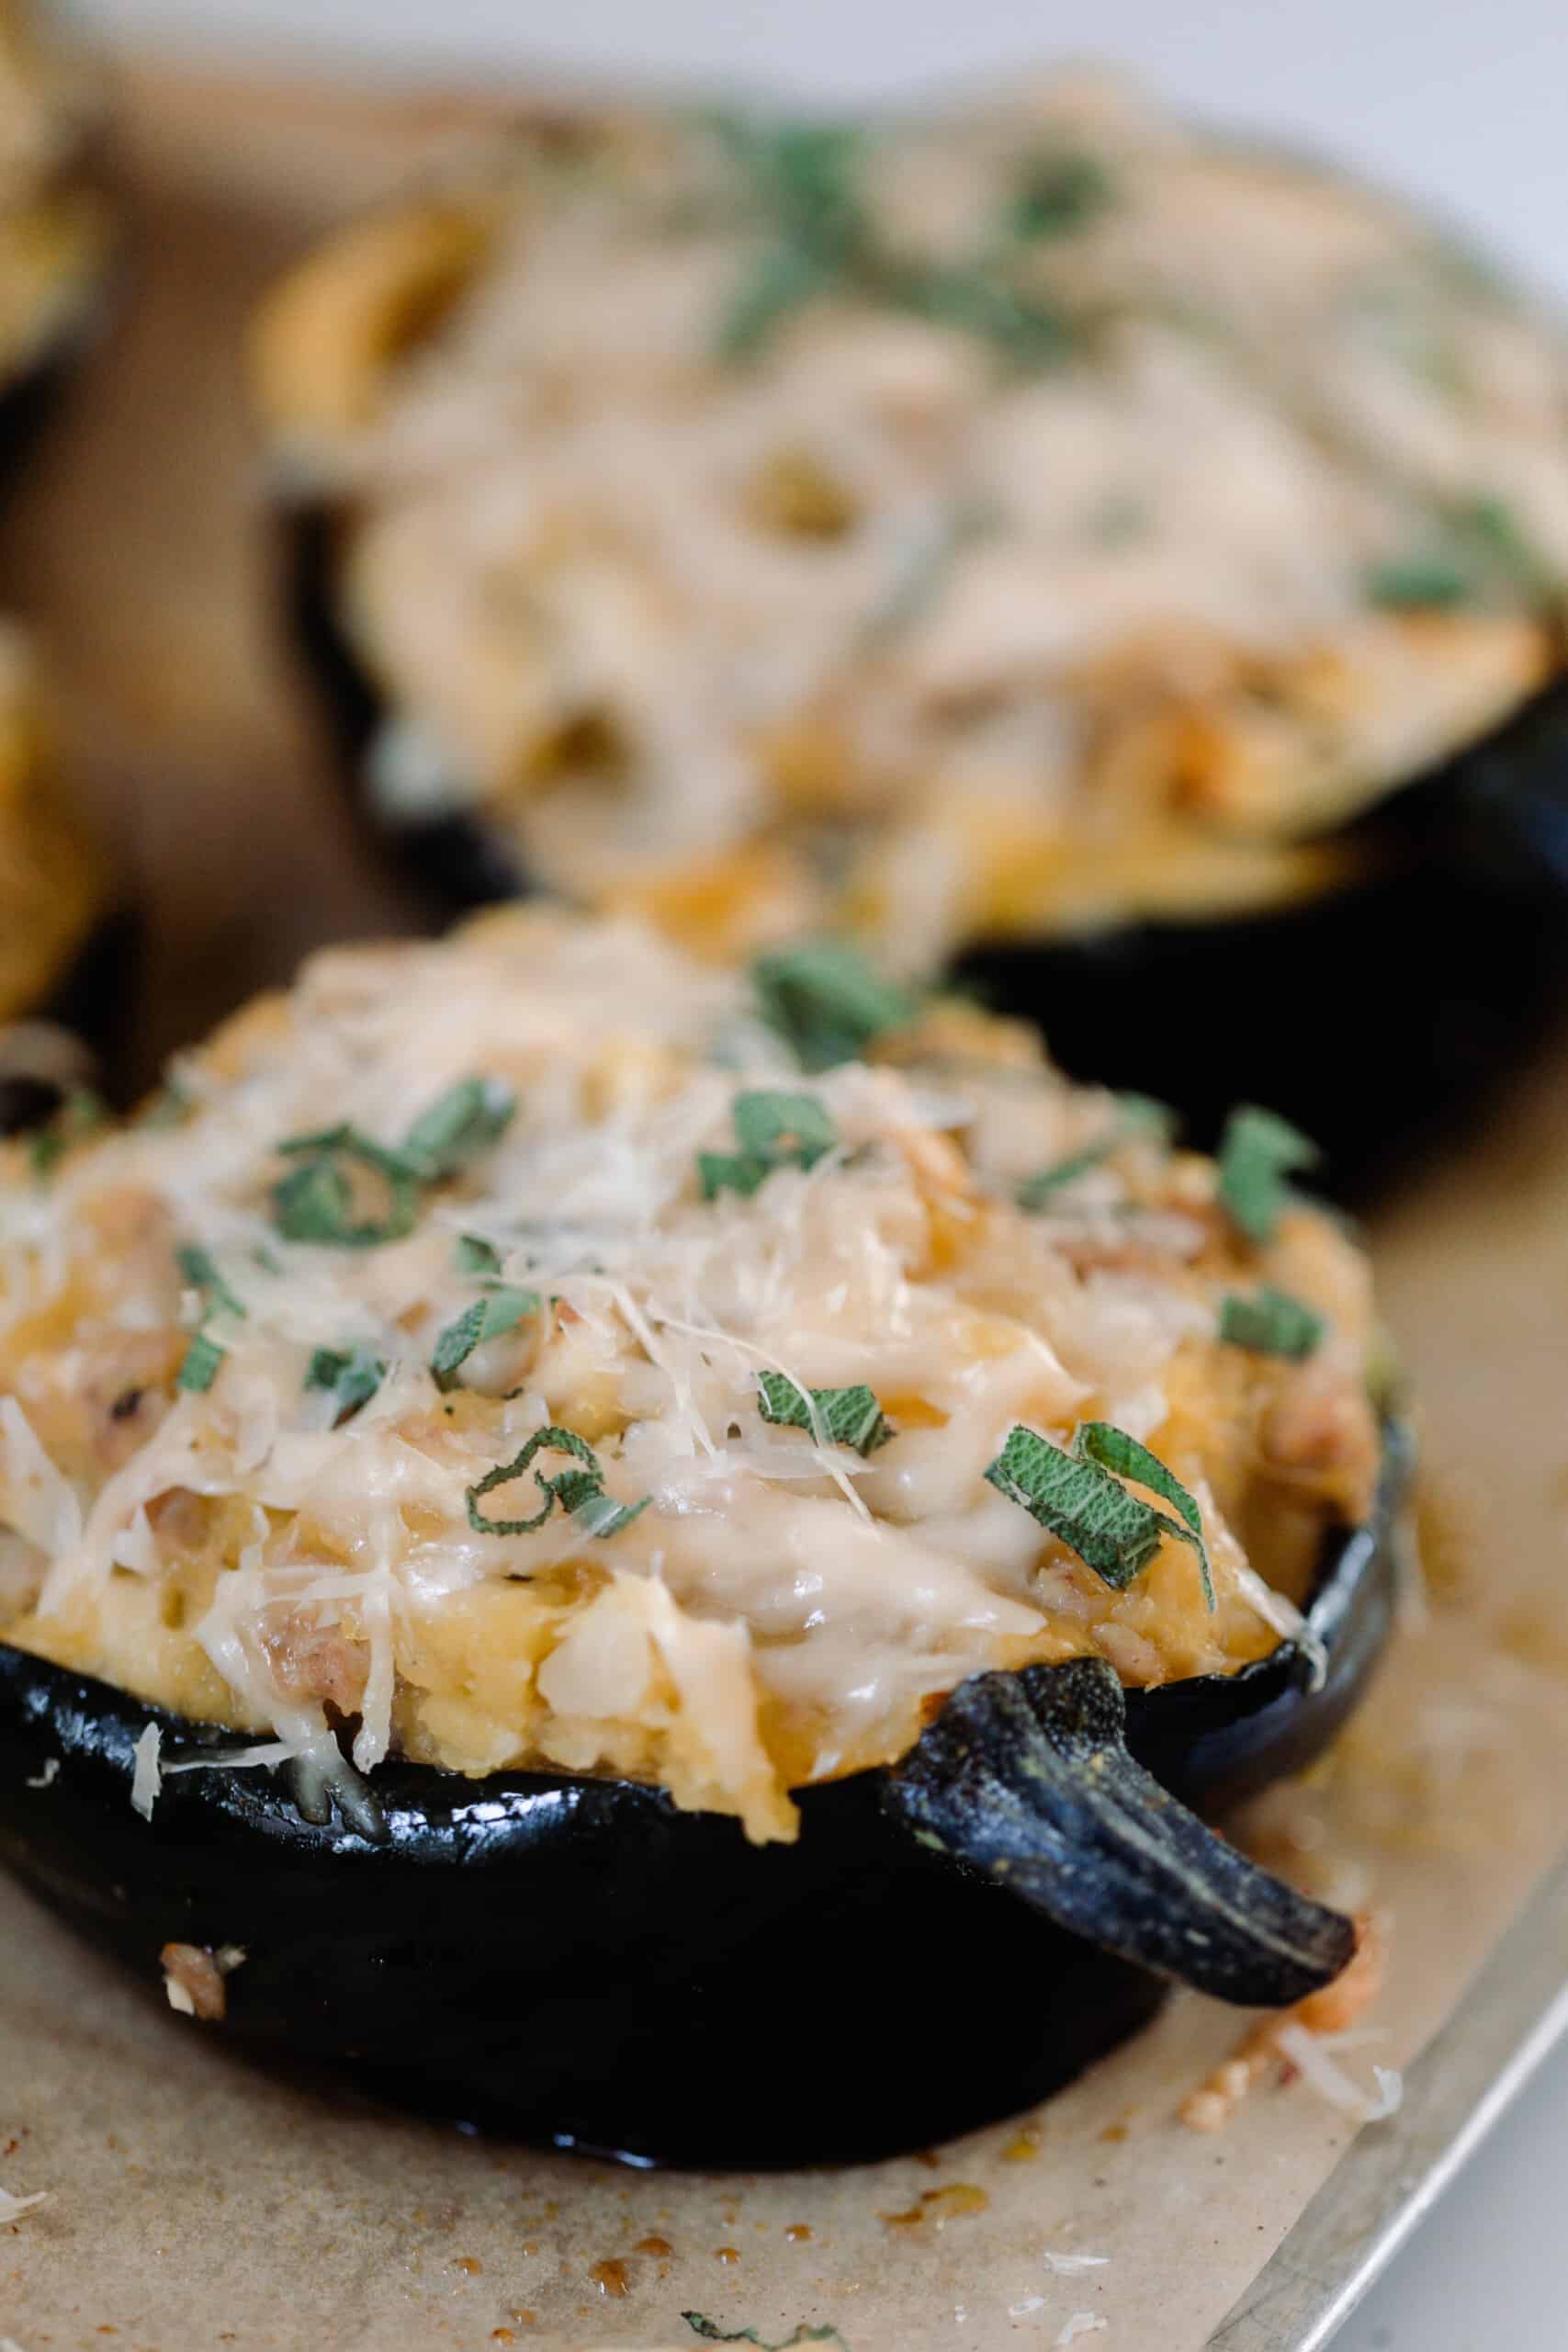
0;624;127;1134
0;0;114;478
254;72;1568;1189
0;0;121;1132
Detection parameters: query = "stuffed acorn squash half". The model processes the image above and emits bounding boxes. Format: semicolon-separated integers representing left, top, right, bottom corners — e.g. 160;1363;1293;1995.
254;74;1568;1186
0;912;1405;2164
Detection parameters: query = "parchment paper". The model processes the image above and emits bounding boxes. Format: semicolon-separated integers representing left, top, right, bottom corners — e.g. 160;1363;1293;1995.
1;62;1565;2352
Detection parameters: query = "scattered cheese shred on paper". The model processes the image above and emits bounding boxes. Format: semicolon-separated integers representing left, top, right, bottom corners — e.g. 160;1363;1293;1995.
0;2188;49;2222
1043;2253;1110;2275
1276;2023;1404;2122
1055;2318;1108;2347
130;1723;162;1820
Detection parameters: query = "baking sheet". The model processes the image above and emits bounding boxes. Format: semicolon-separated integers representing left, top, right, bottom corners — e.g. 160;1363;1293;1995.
2;59;1568;2352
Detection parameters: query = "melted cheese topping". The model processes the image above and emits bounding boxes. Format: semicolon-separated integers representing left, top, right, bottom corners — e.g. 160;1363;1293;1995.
0;908;1380;1840
255;73;1567;968
0;623;107;1023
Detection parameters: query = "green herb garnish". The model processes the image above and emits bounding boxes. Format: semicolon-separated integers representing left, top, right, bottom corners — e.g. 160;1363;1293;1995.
27;1087;107;1180
1008;151;1113;239
273;1127;422;1249
175;1244;246;1324
453;1233;504;1277
752;938;915;1070
1075;1419;1214;1608
1366;492;1558;612
176;1332;226;1394
1219;1284;1325;1360
880;257;1070;366
1216;1105;1320;1246
1364;553;1472;610
1018;1091;1177;1208
467;1425;649;1540
720;242;834;362
400;1076;517;1181
984;1420;1213;1606
305;1344;387;1422
273;1077;514;1250
710;107;1073;370
697;1151;772;1203
431;1286;540;1391
700;1090;840;1200
757;1370;893;1456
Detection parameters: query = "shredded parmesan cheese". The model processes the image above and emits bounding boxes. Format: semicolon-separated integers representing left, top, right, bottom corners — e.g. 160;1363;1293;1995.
1275;2023;1404;2123
130;1721;162;1819
0;2188;48;2223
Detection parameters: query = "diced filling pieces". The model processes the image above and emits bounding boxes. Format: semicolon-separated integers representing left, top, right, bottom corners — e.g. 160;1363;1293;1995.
257;73;1568;967
0;910;1380;1840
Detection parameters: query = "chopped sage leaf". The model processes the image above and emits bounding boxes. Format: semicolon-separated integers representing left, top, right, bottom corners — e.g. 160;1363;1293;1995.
1365;492;1557;613
984;1425;1164;1588
701;1091;840;1199
719;242;830;360
1217;1104;1321;1246
176;1332;225;1394
467;1424;649;1541
1075;1420;1214;1609
1220;1284;1325;1361
732;1090;838;1164
28;1086;107;1180
1009;151;1113;239
1364;552;1472;610
753;938;915;1069
431;1285;539;1390
453;1233;504;1277
698;1149;771;1202
273;1126;422;1249
175;1244;246;1323
883;257;1070;368
305;1344;386;1422
984;1421;1213;1603
1117;1090;1178;1143
1017;1090;1177;1209
757;1369;893;1455
1017;1140;1117;1207
400;1076;516;1181
709;105;1076;374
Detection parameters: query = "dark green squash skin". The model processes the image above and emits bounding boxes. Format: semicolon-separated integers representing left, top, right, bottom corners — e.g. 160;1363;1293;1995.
0;1430;1405;2167
281;498;1568;1195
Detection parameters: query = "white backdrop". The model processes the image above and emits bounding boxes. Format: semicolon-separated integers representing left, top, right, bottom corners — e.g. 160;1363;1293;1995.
65;3;1568;2346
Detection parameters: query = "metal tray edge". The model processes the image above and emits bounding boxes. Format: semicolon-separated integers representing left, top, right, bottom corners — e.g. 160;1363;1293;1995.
1209;1850;1568;2349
